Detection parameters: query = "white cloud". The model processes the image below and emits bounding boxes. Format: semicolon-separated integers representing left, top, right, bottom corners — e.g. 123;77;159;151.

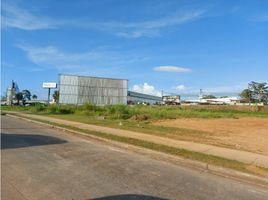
2;4;58;30
132;83;162;97
92;9;206;38
17;45;93;69
17;44;147;74
175;85;186;91
153;66;192;73
2;3;206;38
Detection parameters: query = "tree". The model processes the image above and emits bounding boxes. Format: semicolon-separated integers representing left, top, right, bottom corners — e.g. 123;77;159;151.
239;89;252;102
32;94;38;100
21;90;31;101
248;81;268;103
203;95;216;99
53;90;59;103
15;92;23;105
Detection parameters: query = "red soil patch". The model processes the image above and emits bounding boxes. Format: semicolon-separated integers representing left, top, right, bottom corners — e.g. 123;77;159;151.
155;117;268;155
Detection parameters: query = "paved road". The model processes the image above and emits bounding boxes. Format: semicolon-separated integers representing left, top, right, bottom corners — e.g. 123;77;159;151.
1;115;268;200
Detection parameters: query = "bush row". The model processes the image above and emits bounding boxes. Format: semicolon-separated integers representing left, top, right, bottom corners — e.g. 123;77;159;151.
4;103;268;120
27;103;237;119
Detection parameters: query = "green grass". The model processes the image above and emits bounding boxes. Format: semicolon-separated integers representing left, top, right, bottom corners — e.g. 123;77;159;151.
8;113;268;176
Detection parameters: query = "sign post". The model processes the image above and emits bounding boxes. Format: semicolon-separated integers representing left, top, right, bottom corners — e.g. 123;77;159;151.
43;82;57;104
47;88;51;105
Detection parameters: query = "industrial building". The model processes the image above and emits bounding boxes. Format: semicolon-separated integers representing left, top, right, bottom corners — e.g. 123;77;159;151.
58;74;163;105
127;91;162;105
6;81;19;105
59;74;128;105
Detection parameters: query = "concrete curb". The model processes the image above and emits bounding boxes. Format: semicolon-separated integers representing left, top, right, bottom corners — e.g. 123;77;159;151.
5;113;268;189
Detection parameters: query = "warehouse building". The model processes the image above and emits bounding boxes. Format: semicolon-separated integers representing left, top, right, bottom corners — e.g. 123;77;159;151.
59;74;128;105
58;74;163;105
127;91;162;105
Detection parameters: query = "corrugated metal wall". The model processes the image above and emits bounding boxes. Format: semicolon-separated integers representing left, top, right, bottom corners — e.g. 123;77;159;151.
59;74;128;105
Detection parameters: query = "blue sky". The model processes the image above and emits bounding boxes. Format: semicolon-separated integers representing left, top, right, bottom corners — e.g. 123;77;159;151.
2;0;268;99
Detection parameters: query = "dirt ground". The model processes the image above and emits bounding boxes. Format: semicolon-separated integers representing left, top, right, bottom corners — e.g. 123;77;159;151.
155;117;268;155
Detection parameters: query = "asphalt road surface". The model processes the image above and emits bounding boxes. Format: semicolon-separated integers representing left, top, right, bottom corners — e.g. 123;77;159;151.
1;115;268;200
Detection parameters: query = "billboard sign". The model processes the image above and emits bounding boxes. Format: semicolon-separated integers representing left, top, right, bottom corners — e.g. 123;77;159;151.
43;82;57;88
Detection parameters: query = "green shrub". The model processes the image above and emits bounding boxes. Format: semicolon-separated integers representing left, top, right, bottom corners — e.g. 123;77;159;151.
80;103;105;116
105;105;117;114
57;105;75;114
84;103;99;112
113;104;130;119
31;104;46;112
99;104;132;119
48;104;58;113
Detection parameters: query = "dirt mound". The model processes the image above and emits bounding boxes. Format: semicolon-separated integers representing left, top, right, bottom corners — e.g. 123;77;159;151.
129;114;148;121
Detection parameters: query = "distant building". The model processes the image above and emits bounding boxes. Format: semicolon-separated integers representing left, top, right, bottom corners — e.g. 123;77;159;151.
204;97;239;105
181;97;240;105
162;95;180;105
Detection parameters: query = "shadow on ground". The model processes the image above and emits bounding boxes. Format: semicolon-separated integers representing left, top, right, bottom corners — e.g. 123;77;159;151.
1;133;67;149
92;194;168;200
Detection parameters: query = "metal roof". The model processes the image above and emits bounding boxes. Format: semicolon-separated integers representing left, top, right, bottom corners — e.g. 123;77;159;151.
59;73;128;81
128;91;162;101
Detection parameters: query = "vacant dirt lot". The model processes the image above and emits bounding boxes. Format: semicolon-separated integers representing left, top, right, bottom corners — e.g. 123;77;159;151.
155;117;268;155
